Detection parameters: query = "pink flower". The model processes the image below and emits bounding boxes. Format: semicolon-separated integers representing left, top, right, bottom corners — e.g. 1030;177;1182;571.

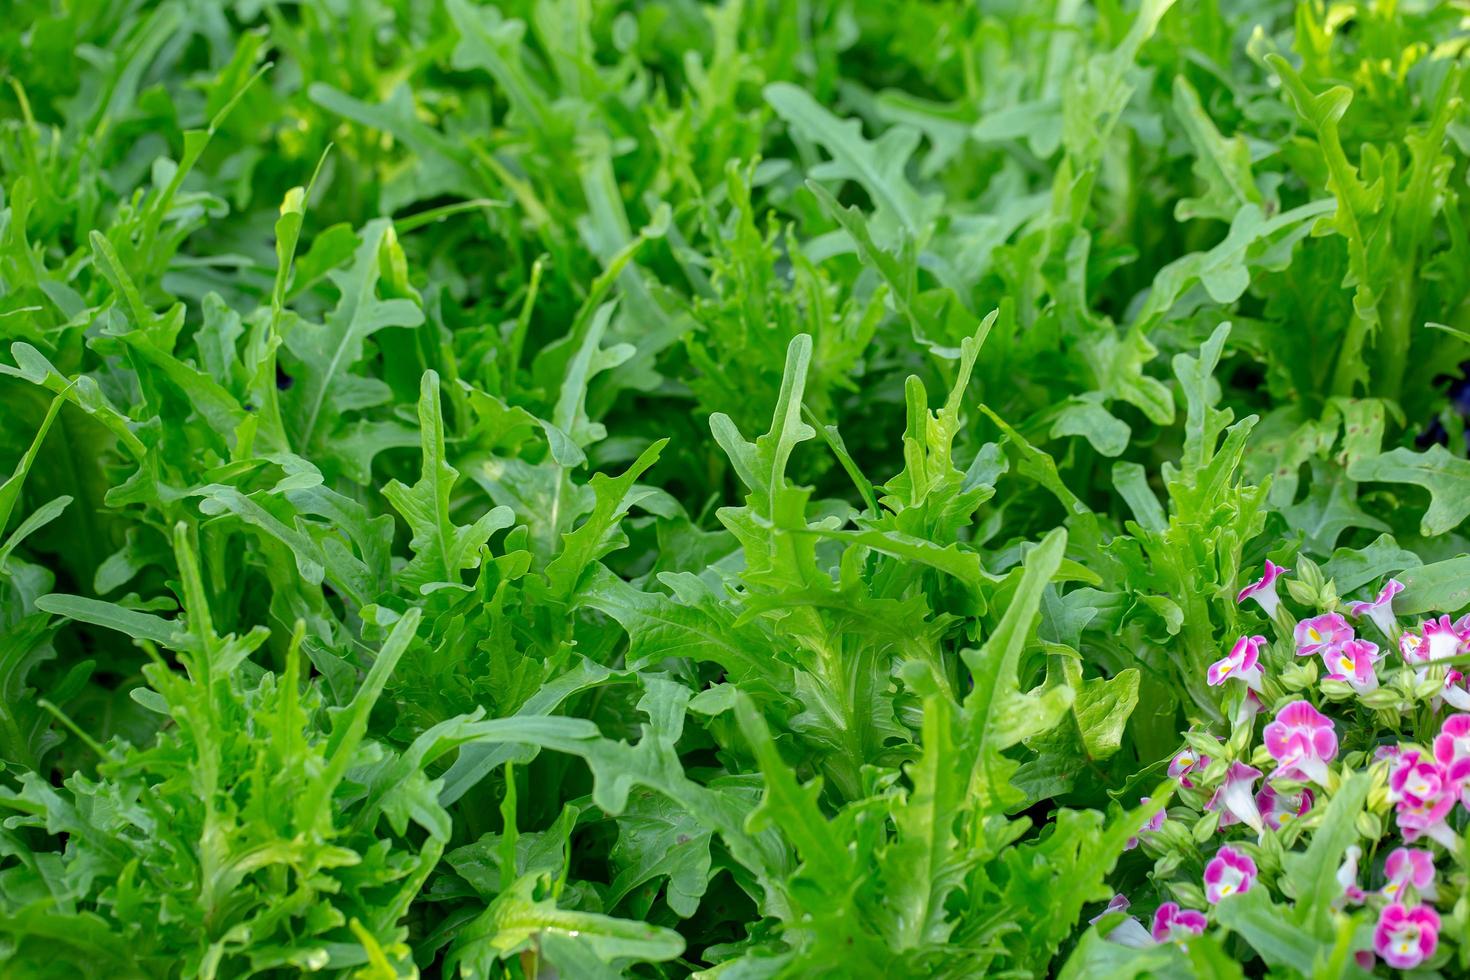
1294;613;1354;658
1383;848;1437;902
1434;714;1470;769
1422;615;1470;662
1373;903;1440;970
1151;902;1207;943
1390;750;1459;848
1125;797;1166;850
1256;783;1313;830
1203;845;1257;903
1205;762;1264;833
1263;701;1338;786
1321;638;1379;694
1168;748;1210;788
1208;635;1266;691
1349;579;1404;639
1375;745;1403;763
1237;560;1289;618
1432;714;1470;806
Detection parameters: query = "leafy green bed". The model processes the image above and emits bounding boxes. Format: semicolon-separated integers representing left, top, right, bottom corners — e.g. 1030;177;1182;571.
3;1;1470;977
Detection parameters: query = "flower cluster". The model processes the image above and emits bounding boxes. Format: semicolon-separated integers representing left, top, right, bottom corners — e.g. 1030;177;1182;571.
1095;560;1470;971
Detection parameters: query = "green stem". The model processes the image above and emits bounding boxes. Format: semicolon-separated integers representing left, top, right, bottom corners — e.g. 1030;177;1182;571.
1376;271;1415;403
1330;312;1371;398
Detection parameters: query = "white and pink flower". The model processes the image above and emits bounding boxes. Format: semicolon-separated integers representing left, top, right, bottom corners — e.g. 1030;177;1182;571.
1434;714;1470;770
1168;748;1210;789
1205;761;1264;833
1208;635;1267;691
1383;848;1437;902
1090;893;1132;922
1401;629;1430;665
1263;701;1338;786
1090;893;1154;948
1390;750;1460;848
1151;902;1207;943
1321;638;1380;695
1421;615;1470;662
1232;689;1264;730
1294;613;1354;658
1335;844;1366;906
1256;782;1313;830
1442;671;1470;712
1373;903;1440;970
1125;797;1166;850
1203;845;1257;903
1237;560;1289;618
1348;579;1404;639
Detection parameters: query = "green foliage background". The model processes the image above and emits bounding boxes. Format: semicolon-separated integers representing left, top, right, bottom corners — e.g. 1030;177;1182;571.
1;0;1469;976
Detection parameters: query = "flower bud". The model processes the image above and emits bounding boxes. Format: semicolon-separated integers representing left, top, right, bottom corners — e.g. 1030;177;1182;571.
1193;809;1221;842
1280;659;1317;691
1286;578;1319;606
1168;882;1207;909
1360;688;1405;710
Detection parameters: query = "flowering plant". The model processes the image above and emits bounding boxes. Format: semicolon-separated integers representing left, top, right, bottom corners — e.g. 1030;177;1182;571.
1083;563;1470;974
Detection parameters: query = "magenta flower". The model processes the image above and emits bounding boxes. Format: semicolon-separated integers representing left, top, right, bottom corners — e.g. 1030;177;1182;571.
1205;762;1264;833
1321;638;1379;695
1208;635;1266;691
1390;750;1459;848
1256;783;1313;830
1263;701;1338;786
1125;797;1166;850
1168;748;1210;788
1203;845;1257;903
1294;613;1353;658
1383;848;1437;902
1348;579;1404;639
1434;714;1470;769
1151;902;1207;943
1373;903;1440;970
1422;614;1470;662
1237;560;1289;618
